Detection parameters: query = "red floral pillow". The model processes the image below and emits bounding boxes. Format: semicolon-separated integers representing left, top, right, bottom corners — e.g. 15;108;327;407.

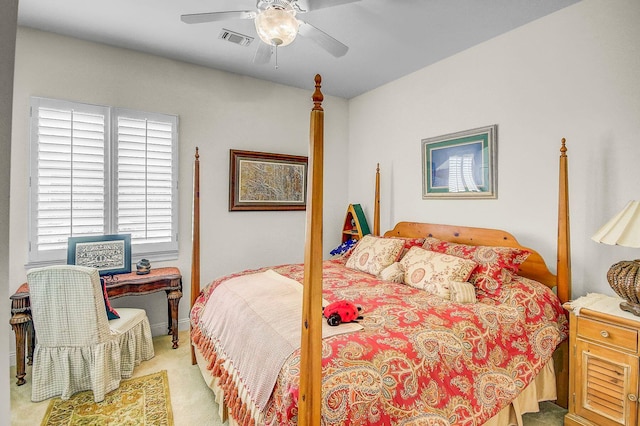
421;237;530;296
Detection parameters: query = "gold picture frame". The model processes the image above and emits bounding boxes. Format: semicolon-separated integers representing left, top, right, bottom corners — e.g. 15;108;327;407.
229;150;308;211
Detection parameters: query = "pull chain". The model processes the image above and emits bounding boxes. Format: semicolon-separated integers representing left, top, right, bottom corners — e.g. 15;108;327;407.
274;44;279;69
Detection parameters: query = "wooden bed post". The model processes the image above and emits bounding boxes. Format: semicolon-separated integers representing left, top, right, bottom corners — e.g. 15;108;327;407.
299;75;324;425
190;147;200;365
557;138;571;304
554;138;571;408
374;163;380;236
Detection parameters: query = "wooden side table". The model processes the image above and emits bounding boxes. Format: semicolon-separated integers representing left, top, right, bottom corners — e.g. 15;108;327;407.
564;294;640;426
10;266;182;386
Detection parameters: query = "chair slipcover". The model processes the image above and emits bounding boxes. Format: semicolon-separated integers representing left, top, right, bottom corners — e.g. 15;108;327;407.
27;265;155;402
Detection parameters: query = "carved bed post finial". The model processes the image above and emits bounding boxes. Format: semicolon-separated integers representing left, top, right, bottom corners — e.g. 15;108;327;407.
195;146;199;160
312;74;323;111
560;138;567;156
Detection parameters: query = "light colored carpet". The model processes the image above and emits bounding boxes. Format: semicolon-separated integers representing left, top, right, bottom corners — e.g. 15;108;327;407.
10;330;565;425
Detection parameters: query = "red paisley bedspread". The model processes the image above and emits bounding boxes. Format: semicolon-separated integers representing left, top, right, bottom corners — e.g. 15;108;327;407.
191;259;568;426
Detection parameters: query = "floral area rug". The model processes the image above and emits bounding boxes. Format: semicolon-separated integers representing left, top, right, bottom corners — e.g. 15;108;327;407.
41;371;173;425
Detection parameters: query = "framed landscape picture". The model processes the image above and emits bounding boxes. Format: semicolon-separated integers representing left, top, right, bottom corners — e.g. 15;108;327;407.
422;125;497;199
67;234;132;275
229;149;308;211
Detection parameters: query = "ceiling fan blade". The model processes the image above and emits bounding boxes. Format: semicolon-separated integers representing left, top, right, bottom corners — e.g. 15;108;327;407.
253;43;273;65
297;21;349;57
295;0;360;13
180;11;256;24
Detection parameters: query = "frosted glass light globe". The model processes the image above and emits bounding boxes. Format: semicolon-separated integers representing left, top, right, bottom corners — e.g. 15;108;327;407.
255;6;299;46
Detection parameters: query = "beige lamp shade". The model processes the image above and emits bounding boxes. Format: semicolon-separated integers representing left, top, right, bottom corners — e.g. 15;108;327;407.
591;200;640;248
592;200;640;316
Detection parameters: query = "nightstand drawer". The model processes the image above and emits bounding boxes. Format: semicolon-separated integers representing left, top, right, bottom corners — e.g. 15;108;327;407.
577;316;638;352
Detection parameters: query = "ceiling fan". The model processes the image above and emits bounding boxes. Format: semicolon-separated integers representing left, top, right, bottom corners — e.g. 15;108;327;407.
180;0;359;65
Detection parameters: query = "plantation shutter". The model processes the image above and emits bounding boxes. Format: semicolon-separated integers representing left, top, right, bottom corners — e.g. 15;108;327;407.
29;98;109;264
29;98;179;266
115;109;178;258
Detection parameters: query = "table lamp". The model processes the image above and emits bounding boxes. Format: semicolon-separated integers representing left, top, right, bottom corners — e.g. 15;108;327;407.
591;200;640;316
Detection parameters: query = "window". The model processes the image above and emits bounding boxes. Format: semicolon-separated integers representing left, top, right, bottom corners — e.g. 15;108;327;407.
28;97;179;266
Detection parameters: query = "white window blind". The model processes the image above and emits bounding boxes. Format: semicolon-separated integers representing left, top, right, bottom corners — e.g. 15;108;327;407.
29;98;179;266
115;110;177;256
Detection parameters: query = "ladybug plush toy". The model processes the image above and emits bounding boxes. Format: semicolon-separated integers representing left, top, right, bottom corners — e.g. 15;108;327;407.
323;300;363;326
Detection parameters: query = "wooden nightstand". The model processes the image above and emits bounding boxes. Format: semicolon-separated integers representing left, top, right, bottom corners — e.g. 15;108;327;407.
564;294;640;426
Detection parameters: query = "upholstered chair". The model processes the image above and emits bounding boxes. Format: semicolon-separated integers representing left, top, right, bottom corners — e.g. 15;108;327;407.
27;265;155;402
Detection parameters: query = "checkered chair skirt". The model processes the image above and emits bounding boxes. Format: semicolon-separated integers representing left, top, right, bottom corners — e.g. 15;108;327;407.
27;265;154;402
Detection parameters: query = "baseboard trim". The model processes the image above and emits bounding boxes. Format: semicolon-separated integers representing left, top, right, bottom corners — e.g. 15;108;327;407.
149;318;191;337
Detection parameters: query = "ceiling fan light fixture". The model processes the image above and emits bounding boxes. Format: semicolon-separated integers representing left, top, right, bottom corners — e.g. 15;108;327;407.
255;5;299;46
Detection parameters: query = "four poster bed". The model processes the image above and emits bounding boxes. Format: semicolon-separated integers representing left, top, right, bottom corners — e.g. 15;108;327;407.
189;76;571;426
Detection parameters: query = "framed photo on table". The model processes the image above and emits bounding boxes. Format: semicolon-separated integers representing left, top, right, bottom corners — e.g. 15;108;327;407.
422;125;497;199
67;234;132;275
229;149;308;211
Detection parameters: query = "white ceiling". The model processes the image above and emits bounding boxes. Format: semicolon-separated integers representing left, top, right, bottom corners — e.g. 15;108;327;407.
17;0;580;99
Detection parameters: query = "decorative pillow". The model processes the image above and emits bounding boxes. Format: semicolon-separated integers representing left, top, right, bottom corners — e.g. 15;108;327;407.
386;237;426;261
449;281;477;303
345;235;404;276
100;278;120;320
378;262;405;283
422;237;530;296
400;246;477;297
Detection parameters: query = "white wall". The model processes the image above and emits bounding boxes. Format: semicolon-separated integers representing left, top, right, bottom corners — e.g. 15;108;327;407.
10;28;349;353
2;0;18;417
348;0;640;299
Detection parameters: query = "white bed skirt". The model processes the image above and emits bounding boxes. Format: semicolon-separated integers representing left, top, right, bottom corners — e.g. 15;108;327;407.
194;344;558;426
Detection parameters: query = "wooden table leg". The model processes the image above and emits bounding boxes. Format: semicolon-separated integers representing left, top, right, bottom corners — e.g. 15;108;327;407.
166;294;172;336
27;320;35;365
166;289;182;349
10;313;31;386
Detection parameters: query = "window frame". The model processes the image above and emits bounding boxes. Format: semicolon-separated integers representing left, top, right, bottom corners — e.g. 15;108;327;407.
28;97;179;268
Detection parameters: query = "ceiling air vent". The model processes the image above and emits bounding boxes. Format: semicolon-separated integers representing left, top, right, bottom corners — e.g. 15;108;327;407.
219;29;254;46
